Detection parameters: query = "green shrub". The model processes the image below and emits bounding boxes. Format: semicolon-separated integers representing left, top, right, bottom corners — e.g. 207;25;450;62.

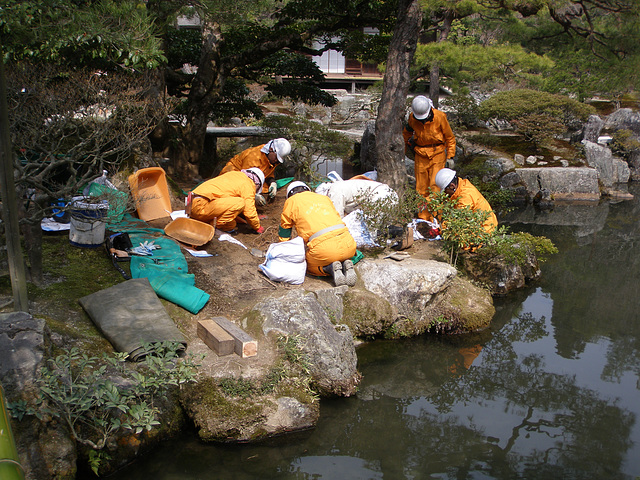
478;89;596;146
474;231;558;267
9;342;200;475
425;191;493;265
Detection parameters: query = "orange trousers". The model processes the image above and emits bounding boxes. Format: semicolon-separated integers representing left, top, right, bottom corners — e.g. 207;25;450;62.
190;196;242;231
415;150;447;220
306;228;356;276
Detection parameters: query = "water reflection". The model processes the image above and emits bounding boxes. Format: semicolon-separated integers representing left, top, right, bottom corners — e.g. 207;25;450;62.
111;188;640;480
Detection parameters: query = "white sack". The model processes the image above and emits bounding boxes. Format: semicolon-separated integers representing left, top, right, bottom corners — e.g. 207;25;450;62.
259;236;307;285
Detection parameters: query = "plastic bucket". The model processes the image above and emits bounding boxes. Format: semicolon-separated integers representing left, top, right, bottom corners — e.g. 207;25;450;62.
68;196;109;248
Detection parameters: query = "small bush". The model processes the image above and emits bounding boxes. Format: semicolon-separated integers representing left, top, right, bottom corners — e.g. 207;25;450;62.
478;89;596;146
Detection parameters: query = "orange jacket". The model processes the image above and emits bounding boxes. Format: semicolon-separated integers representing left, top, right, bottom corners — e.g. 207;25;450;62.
278;191;346;242
451;179;498;233
219;144;275;194
403;110;456;160
192;171;261;230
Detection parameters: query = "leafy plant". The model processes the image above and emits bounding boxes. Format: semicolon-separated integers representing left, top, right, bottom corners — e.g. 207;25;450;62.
9;342;200;476
425;191;494;266
475;231;558;267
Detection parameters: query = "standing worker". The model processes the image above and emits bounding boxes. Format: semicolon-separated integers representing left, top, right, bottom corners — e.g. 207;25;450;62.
434;168;498;234
279;181;357;287
189;168;266;234
403;95;456;220
219;138;292;206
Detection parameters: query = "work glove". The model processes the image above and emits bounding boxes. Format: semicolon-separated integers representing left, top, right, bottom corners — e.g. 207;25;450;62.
255;193;267;207
256;226;265;234
408;137;417;153
268;182;277;199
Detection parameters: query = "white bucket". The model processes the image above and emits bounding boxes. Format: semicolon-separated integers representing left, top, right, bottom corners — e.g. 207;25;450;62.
68;196;109;248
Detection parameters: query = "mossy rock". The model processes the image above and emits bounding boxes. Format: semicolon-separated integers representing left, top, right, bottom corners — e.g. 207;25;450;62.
385;276;494;338
342;289;395;338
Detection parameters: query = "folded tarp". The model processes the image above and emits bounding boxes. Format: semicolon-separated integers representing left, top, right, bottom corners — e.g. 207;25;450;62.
79;277;187;361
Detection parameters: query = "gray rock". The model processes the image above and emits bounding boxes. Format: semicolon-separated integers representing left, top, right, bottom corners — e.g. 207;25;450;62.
357;258;457;321
257;290;360;396
582;114;604;142
483;157;516;180
505;167;600;201
360;120;377;172
514;154;525;166
525;155;537;165
604;108;640;135
263;397;319;434
582;140;630;187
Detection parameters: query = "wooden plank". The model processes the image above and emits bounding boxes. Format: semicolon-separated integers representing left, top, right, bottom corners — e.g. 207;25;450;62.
213;316;258;358
197;319;235;356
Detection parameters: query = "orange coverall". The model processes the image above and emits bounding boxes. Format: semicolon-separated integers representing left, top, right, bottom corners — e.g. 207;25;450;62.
451;179;498;234
403;110;456;220
219;144;275;195
189;171;261;232
278;191;356;276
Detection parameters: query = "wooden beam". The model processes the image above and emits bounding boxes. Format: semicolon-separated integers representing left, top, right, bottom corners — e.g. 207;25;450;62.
213;317;257;358
197;319;235;356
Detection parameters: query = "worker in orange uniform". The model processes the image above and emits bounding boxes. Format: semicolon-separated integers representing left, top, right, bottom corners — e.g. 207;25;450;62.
279;181;357;287
218;138;291;206
403;95;456;220
189;168;265;234
434;168;498;234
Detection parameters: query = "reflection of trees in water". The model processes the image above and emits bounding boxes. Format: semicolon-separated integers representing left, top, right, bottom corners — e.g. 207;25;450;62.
532;193;640;383
427;312;634;479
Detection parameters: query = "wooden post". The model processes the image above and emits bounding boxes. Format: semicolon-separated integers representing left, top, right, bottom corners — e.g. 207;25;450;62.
213;316;257;358
0;51;28;312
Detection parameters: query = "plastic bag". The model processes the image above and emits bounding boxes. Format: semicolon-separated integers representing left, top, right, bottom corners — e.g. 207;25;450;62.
259;236;307;284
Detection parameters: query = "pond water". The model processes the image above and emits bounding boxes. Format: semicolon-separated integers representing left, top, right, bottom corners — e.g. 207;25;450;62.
110;185;640;480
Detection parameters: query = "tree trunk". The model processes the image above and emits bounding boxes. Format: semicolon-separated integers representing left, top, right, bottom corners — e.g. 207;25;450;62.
429;12;453;110
429;63;440;109
172;20;226;179
375;0;423;194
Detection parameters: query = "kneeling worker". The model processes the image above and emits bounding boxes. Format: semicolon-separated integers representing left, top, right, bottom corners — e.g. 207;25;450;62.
219;138;292;206
434;168;498;234
279;181;357;287
189;168;265;234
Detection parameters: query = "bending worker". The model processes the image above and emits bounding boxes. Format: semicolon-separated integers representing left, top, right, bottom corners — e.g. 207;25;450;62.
434;168;498;234
189;168;265;234
315;179;398;218
279;181;357;287
403;95;456;220
219;138;291;206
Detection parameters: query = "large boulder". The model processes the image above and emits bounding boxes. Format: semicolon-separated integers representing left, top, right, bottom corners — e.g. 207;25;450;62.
603;108;640;136
255;290;361;397
582;140;630;188
357;258;457;320
501;167;601;201
581;114;604;142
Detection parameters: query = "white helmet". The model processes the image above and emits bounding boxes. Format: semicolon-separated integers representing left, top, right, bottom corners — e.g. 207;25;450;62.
286;180;310;198
244;167;265;192
435;168;457;191
411;95;433;120
271;138;291;163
